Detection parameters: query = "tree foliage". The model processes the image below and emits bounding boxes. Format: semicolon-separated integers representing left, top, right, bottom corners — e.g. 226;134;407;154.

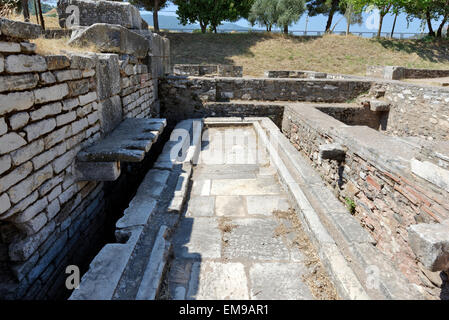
248;0;306;33
175;0;254;33
307;0;346;32
129;0;169;31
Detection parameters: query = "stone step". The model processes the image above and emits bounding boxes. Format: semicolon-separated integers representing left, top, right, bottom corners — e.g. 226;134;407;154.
135;225;172;300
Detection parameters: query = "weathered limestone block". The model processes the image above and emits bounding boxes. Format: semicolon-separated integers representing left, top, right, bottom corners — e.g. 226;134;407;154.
5;55;47;73
9;112;30;130
368;100;391;112
39;72;56;85
98;95;122;135
217;65;242;77
319;143;346;161
0;117;7;135
408;221;449;272
69;24;149;58
0;154;11;175
69;53;97;70
0;18;42;39
0;133;27;155
45;55;70;70
20;42;36;53
96;54;120;100
0;193;11;215
57;0;144;29
24;118;57;141
0;91;34;116
411;158;449;193
0;41;21;53
34;83;69;104
75;161;121;181
0;74;39;93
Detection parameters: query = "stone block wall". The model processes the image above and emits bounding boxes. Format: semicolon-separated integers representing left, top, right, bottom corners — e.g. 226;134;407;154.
367;65;449;80
314;104;385;130
120;58;155;119
173;64;243;77
282;106;449;298
370;81;449;140
0;20;164;299
0;41;104;300
158;76;373;125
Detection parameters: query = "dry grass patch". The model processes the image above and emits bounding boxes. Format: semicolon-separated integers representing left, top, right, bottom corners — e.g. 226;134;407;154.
273;208;339;300
5;11;62;29
164;32;449;77
30;37;100;55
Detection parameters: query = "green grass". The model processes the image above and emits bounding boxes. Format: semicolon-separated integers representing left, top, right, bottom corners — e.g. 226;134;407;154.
345;197;356;215
164;32;449;77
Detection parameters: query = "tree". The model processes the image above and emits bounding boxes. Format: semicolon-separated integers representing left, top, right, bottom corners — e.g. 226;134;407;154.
346;0;397;37
276;0;306;34
21;0;30;21
130;0;169;32
401;0;449;37
307;0;345;33
175;0;254;33
248;0;278;31
249;0;305;33
343;2;362;35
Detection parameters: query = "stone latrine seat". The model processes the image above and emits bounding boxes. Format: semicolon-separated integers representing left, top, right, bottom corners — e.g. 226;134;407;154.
75;118;166;181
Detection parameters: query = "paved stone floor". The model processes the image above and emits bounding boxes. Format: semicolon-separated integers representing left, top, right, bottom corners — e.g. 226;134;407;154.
165;126;316;300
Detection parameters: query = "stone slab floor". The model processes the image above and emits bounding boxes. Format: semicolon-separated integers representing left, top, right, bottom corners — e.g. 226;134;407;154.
163;126;327;300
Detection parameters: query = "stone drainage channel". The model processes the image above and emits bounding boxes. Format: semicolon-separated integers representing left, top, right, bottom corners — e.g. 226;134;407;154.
70;117;421;300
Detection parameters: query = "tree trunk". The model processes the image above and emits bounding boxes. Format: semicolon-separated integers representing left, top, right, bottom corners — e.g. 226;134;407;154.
437;15;448;38
283;25;288;34
391;13;398;38
346;18;350;36
200;21;207;33
377;14;385;38
153;0;159;32
426;10;435;36
325;0;339;33
21;0;30;22
37;0;45;30
33;0;39;24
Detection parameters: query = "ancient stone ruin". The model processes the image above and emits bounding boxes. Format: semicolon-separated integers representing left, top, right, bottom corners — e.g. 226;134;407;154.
0;0;448;301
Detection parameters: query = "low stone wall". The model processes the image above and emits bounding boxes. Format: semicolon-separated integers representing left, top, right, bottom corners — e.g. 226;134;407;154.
159;76;373;124
173;64;243;77
282;105;449;298
264;70;365;80
370;81;449;140
367;65;449;80
265;70;328;79
314;104;385;130
0;19;163;299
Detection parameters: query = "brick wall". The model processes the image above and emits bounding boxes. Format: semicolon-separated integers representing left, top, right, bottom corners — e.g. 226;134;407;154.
0;33;162;299
282;106;449;298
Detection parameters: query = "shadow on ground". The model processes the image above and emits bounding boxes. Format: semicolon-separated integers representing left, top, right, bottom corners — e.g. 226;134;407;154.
162;32;317;66
376;38;449;64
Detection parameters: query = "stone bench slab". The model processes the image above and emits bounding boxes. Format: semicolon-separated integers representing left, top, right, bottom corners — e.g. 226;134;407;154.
77;118;166;162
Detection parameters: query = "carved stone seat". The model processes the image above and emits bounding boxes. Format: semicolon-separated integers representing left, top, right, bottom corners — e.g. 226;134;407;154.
75;118;166;181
